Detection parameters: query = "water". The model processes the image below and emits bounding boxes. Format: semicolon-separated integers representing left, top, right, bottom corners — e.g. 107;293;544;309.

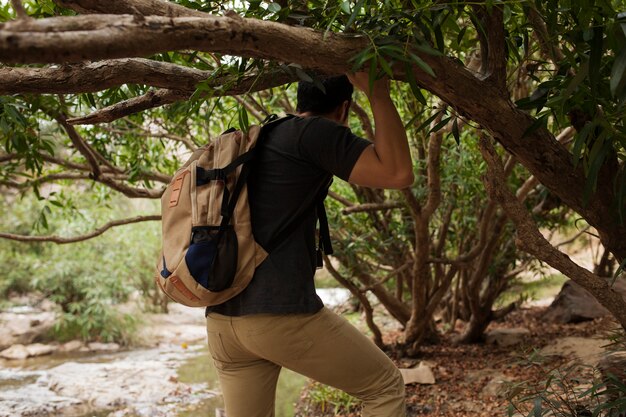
0;344;307;417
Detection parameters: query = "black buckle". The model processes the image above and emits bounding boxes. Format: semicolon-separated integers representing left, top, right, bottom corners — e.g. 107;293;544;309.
213;168;226;181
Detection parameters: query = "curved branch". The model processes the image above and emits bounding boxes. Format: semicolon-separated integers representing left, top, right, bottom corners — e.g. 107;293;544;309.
323;253;384;348
0;215;161;244
327;190;353;207
423;108;446;218
0;14;361;73
1;9;623;259
471;4;507;91
1;153;172;185
67;89;189;125
56;112;102;177
10;0;29;19
96;176;163;198
478;135;626;330
341;202;403;215
0;59;213;95
66;70;297;125
53;0;207;17
350;102;374;141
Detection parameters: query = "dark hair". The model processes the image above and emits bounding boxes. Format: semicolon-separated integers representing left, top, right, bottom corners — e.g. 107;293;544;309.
296;75;353;115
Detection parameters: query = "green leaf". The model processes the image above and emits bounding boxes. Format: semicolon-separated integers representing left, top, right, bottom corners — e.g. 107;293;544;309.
429;116;451;134
561;60;589;101
368;57;378;94
340;1;350;15
451;117;460;145
405;63;427;105
582;138;610;206
267;2;281;13
521;114;548;138
610;47;626;96
378;55;394;78
589;26;604;94
415;111;441;134
571;121;595;166
409;53;435;77
295;67;313;83
350;47;375;70
457;26;467;46
238;106;249;133
413;41;444;57
346;0;364;29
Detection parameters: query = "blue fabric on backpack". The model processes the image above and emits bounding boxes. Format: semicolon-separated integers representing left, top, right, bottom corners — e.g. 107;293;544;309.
186;240;218;289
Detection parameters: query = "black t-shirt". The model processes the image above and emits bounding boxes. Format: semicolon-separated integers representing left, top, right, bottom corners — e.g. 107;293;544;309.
206;115;370;316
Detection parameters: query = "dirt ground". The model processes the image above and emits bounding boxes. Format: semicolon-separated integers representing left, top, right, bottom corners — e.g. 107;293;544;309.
296;306;621;417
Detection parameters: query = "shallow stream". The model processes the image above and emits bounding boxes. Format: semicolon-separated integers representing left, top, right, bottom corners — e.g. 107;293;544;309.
0;343;306;417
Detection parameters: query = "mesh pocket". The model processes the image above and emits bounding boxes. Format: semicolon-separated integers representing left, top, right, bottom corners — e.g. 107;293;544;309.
186;226;238;292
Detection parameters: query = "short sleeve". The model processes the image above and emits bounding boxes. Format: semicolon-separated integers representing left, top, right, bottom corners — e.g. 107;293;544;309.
298;117;371;181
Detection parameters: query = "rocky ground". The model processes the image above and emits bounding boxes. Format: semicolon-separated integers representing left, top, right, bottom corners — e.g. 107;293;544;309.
1;286;624;417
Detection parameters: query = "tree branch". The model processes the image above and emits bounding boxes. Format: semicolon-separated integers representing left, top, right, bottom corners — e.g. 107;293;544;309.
66;89;188;125
53;0;207;17
423;108;445;218
478;135;626;330
527;6;566;67
323;254;384;348
10;0;29;20
341;202;403;215
56;112;102;177
66;70;297;125
471;4;507;92
2;9;624;259
0;14;360;73
0;215;161;244
351;102;374;141
328;190;354;207
0;59;213;95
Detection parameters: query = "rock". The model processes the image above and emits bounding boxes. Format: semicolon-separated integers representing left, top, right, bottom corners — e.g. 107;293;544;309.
0;311;56;350
0;343;57;360
399;362;436;385
485;328;530;347
539;336;607;366
481;373;513;398
25;343;57;357
87;342;121;352
545;279;626;323
59;340;84;352
0;344;29;360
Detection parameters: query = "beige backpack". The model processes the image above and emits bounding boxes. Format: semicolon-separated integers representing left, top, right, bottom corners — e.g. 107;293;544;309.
156;117;289;307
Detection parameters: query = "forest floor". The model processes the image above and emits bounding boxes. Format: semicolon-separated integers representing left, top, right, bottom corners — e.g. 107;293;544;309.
1;289;622;417
296;305;620;417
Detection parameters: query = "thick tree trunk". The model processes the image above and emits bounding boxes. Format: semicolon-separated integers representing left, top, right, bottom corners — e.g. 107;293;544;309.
456;309;493;344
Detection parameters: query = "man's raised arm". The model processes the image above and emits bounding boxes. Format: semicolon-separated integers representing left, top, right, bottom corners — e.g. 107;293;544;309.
347;73;414;189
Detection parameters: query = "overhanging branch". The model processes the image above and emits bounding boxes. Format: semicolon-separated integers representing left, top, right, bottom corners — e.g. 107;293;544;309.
0;59;213;95
66;70;297;125
53;0;207;17
1;8;623;259
0;215;161;244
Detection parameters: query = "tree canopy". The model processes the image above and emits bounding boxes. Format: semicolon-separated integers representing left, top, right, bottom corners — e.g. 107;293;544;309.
1;0;626;345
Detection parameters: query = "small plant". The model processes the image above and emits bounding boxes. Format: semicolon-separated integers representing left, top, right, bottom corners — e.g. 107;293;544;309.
506;341;626;417
297;381;362;417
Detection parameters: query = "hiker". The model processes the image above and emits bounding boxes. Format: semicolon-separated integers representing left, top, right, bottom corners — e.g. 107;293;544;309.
205;72;413;417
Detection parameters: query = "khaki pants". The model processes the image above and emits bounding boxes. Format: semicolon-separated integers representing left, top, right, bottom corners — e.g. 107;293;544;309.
206;307;406;417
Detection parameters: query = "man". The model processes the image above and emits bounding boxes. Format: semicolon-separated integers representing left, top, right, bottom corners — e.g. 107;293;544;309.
205;72;413;417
